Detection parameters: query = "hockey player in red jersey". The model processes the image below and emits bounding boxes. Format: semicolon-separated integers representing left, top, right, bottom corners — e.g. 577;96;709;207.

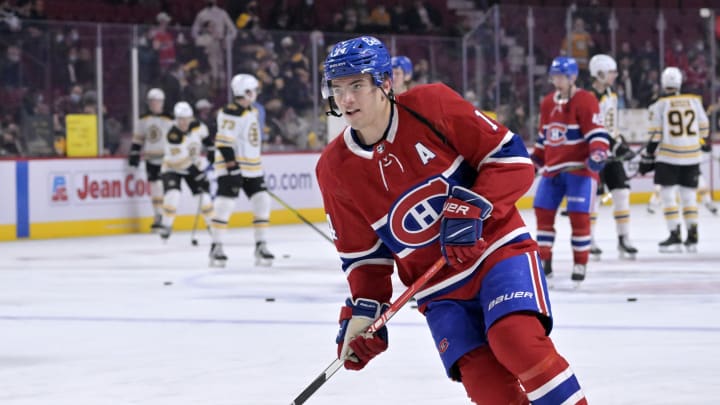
532;56;610;283
317;36;586;404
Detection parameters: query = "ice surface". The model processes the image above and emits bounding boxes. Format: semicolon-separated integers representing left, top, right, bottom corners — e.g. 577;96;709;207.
1;205;719;404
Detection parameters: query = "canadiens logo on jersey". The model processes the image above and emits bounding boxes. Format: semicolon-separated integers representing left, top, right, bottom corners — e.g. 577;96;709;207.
544;123;568;146
386;176;449;248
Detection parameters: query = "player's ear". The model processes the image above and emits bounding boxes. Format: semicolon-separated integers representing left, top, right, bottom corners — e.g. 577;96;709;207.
382;76;392;94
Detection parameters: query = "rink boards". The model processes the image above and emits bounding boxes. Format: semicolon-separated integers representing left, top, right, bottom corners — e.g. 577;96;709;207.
0;154;324;241
0;150;718;241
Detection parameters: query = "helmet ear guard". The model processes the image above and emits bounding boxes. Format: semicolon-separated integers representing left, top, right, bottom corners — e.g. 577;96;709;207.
231;73;260;102
661;66;683;91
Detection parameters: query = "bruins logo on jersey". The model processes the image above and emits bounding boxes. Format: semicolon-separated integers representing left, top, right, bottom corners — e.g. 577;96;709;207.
149;125;163;142
167;128;183;144
249;122;260;147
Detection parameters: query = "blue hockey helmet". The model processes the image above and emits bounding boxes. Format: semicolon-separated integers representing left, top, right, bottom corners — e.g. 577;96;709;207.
548;56;579;77
323;36;392;89
391;55;413;76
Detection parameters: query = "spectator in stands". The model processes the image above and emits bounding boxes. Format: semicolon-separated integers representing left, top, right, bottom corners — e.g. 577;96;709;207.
561;17;593;83
0;123;23;156
194;98;216;138
138;27;159;86
151;12;176;71
53;84;83;135
0;44;22;87
158;62;196;111
665;39;689;73
405;1;441;33
234;0;259;30
368;4;390;32
192;0;236;90
390;3;408;32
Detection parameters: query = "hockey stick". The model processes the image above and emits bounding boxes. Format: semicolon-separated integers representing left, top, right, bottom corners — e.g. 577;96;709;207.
289;256;447;405
190;195;203;246
267;190;334;245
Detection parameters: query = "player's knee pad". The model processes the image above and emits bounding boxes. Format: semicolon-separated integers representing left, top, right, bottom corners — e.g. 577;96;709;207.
217;174;242;198
150;180;163;198
534;208;556;231
163;189;181;215
242;176;268;199
659;186;677;207
212;196;235;223
611;188;630;212
250;191;271;221
456;345;528;405
678;186;697;209
488;315;585;404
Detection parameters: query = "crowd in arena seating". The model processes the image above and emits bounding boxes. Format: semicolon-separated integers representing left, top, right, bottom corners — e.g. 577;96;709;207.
0;0;717;157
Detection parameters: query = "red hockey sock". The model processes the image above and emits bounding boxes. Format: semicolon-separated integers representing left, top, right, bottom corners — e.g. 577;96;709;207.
534;208;556;261
488;314;587;405
568;212;591;265
456;345;528;405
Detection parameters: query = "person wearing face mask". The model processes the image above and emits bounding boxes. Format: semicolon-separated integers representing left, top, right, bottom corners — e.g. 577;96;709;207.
52;84;84;138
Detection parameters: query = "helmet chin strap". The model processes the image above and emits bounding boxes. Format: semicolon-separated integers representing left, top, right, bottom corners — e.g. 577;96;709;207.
325;97;342;117
553;84;576;104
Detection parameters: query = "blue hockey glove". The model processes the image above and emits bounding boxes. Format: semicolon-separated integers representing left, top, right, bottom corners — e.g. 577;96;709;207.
440;186;493;268
586;149;607;172
336;298;389;371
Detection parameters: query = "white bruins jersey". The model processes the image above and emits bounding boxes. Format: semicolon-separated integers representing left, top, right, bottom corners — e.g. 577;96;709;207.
215;102;264;178
132;113;174;164
647;94;709;165
161;121;209;173
592;87;618;137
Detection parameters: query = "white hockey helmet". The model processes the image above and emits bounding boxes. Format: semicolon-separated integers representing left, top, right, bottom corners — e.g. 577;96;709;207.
231;73;260;102
589;54;617;79
147;88;165;101
173;101;194;118
661;66;683;90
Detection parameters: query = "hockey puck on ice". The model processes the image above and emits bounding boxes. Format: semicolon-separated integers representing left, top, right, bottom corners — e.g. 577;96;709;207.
282;254;290;258
626;297;637;302
164;281;173;286
191;240;198;246
265;297;276;302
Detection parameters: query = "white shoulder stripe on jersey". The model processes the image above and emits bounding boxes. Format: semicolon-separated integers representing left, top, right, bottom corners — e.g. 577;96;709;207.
478;130;514;168
483;156;533;165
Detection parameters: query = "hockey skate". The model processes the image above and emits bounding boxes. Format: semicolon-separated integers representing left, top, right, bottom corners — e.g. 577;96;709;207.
158;225;171;242
150;214;163;233
684;224;698;253
659;226;682;253
541;259;553;279
254;241;275;266
571;263;586;285
617;235;638;260
209;243;227;267
589;239;602;261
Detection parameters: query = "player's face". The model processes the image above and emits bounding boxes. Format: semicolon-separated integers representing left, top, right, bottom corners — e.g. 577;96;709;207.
177;117;192;131
551;74;574;94
604;70;618;86
392;67;407;93
330;74;384;129
148;99;163;114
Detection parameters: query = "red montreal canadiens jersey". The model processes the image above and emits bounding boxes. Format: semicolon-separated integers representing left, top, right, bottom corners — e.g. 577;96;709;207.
534;89;610;178
316;83;537;307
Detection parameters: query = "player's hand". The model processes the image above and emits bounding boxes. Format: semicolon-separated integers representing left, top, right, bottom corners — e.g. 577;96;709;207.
440;186;493;269
530;152;544;173
336;298;389;371
638;153;655;175
586;149;607;172
206;148;216;165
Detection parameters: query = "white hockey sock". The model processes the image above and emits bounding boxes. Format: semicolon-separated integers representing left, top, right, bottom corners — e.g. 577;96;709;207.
659;186;680;231
150;180;164;217
611;188;631;236
251;191;271;242
162;189;181;228
211;196;235;243
196;193;214;225
679;186;698;228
